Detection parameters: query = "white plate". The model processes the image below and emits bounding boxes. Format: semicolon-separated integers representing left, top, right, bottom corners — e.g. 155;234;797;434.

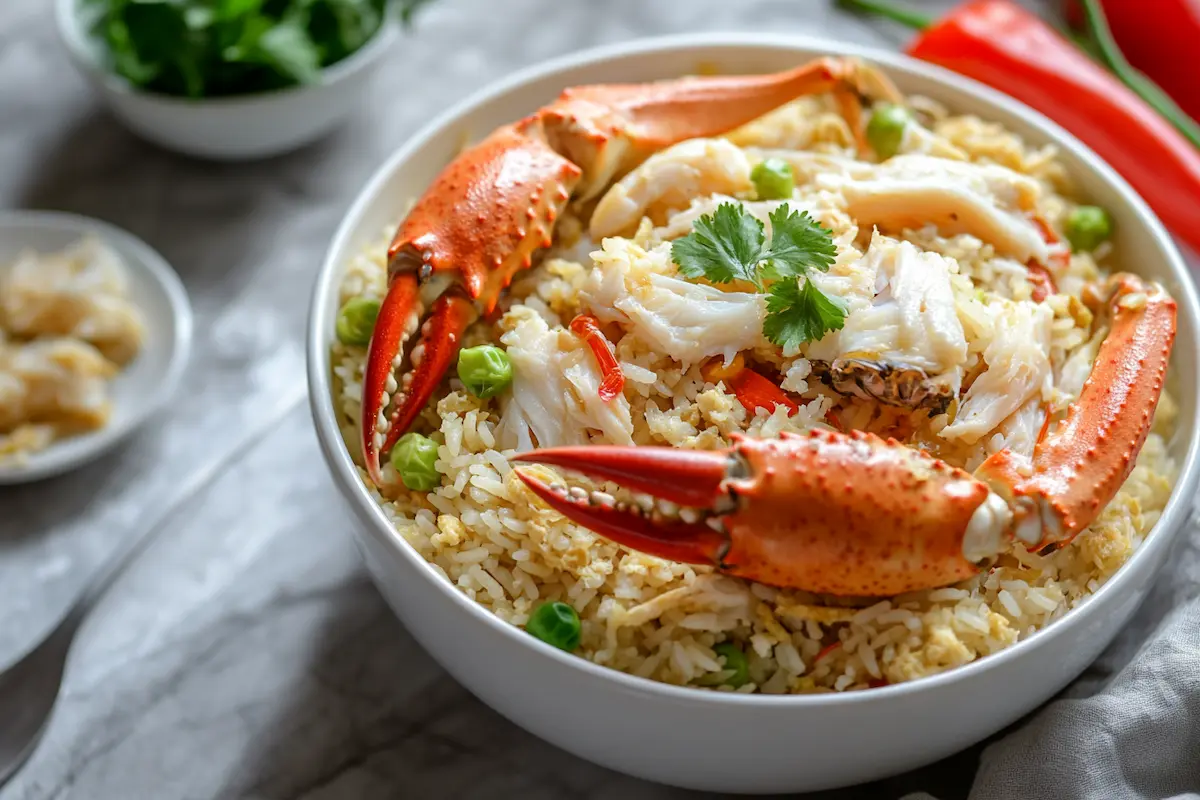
0;210;193;484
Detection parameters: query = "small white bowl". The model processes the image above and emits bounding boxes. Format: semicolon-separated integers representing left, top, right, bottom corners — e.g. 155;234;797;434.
0;210;192;484
307;35;1200;794
53;0;397;161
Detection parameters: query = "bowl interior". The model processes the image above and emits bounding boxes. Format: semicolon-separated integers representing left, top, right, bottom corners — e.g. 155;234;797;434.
308;35;1200;704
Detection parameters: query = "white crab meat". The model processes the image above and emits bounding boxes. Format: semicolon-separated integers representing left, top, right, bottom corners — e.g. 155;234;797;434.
817;154;1049;263
497;307;635;450
941;300;1054;444
590;138;753;239
806;234;968;380
579;237;766;367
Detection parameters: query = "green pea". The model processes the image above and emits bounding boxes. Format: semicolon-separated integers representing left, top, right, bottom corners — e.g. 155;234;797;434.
335;297;381;346
750;157;795;200
866;104;912;160
389;432;441;491
713;642;750;688
457;344;513;399
526;601;581;652
1065;205;1113;251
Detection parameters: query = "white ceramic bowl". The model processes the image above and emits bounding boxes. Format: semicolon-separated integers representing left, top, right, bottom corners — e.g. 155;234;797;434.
307;35;1200;794
53;0;397;161
0;210;193;484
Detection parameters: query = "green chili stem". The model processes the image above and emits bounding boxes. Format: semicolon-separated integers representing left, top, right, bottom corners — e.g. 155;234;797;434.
1078;0;1200;150
834;0;933;31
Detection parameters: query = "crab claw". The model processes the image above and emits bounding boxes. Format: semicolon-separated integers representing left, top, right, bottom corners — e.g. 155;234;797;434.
514;447;729;565
516;432;1010;596
361;279;475;484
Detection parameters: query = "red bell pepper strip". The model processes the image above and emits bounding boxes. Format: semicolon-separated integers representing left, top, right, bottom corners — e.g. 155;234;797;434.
701;359;800;416
1065;0;1200;126
838;0;1200;256
570;314;625;402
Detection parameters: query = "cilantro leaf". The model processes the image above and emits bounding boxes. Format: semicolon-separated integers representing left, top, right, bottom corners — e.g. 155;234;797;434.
764;276;847;350
670;200;846;349
760;204;837;281
671;202;766;288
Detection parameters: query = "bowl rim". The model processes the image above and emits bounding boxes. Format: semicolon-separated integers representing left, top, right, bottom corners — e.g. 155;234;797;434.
53;0;399;106
307;32;1200;708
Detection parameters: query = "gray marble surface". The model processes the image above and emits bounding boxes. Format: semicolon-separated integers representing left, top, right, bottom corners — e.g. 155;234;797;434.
0;0;1187;798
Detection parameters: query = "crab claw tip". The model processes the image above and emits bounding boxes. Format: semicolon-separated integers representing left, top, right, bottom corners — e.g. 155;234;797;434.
512;445;728;508
514;466;726;566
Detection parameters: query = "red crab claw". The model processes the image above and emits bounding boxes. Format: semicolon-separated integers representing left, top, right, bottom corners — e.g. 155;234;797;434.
515;431;1006;596
513;446;731;565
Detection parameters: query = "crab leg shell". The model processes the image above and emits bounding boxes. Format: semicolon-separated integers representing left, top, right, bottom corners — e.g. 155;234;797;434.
538;57;899;199
977;273;1176;547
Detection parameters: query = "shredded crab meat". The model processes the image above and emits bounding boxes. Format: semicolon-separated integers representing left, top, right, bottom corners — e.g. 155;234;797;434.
580;237;766;367
806;233;968;382
590;138;754;239
941;300;1054;443
817;154;1049;263
497;306;634;450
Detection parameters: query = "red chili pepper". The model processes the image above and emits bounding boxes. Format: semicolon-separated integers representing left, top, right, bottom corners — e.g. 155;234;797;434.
569;314;625;402
1065;0;1200;125
838;0;1200;256
701;360;800;416
867;678;890;688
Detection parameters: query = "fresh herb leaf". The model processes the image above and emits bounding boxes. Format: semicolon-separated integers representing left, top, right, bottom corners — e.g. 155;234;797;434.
760;204;837;280
764;276;847;350
216;0;264;19
671;201;845;347
253;18;321;83
671;202;767;288
86;0;402;98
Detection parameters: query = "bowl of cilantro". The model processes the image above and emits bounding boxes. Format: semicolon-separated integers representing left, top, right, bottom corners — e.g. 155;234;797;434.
55;0;427;160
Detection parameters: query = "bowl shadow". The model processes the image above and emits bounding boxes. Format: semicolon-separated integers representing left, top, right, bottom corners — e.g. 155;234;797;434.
224;574;988;800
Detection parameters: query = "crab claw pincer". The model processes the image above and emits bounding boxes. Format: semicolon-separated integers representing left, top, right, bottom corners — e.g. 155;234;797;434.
515;431;1013;597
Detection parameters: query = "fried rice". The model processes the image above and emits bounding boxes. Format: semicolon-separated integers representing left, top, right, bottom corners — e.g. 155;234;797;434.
330;90;1178;694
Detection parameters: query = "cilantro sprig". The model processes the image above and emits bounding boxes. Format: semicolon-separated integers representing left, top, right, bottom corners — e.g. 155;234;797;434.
670;203;845;348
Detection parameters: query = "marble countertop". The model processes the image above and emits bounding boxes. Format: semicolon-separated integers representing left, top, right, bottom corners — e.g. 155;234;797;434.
0;0;1134;797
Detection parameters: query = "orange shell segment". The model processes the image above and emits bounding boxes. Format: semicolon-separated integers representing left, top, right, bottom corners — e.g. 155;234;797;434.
720;431;989;596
